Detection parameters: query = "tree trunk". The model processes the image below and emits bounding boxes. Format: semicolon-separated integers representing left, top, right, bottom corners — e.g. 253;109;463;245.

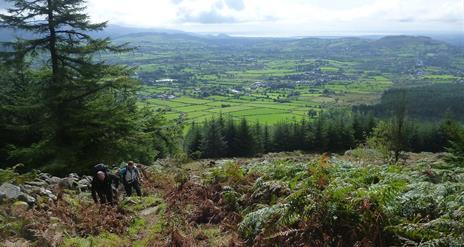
46;0;59;85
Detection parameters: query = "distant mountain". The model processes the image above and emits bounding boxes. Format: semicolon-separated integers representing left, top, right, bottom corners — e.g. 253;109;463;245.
0;25;186;41
428;34;464;48
372;35;438;47
93;25;185;38
1;24;462;48
0;28;34;41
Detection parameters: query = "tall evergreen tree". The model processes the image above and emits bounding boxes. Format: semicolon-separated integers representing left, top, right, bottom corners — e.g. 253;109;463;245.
273;122;291;152
0;0;180;173
308;113;328;152
352;112;365;143
445;124;464;166
326;115;355;152
262;124;271;154
201;120;227;158
390;91;409;162
224;117;239;157
0;61;46;167
235;118;256;157
253;122;264;154
186;122;203;158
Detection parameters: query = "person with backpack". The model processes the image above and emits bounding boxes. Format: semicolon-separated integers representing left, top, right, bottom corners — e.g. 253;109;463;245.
120;161;142;197
91;164;119;204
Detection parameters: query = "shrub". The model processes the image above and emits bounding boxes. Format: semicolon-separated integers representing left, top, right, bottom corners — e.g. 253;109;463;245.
0;165;38;184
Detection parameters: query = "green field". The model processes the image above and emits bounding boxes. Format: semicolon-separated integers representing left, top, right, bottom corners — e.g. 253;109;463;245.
110;34;464;124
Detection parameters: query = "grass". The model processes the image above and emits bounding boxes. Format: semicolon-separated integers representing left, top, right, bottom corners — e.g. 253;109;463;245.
132;49;458;124
63;232;129;247
4;151;464;246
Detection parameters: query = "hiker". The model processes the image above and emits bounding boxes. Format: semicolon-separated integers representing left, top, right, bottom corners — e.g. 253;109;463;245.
120;161;142;197
91;164;119;205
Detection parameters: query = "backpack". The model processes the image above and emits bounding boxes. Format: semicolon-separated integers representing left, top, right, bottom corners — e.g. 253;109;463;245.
119;167;139;183
93;163;108;175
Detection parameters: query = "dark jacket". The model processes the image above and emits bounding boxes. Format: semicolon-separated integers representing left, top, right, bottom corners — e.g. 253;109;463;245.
91;173;119;204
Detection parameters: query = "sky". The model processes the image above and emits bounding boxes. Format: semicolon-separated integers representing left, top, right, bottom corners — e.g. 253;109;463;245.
1;0;463;36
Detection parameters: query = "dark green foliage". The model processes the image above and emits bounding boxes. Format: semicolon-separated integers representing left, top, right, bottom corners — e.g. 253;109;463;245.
272;123;292;152
325;113;355;152
0;0;182;173
367;91;415;163
444;120;464;166
237;156;464;246
352;112;376;144
186;112;376;159
185;122;203;159
262;125;271;154
186;110;456;160
0;62;48;167
307;112;328;152
354;83;464;121
0;165;38;184
224;118;239;157
235;119;256;157
253;122;264;155
200;120;227;158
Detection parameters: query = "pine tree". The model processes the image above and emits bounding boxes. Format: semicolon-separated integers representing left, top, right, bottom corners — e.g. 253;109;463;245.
235;118;256;157
186;122;203;159
352;112;365;143
273;122;291;152
0;0;127;85
390;91;409;163
368;93;410;164
201;120;227;158
253;122;264;155
308;113;328;152
0;60;47;167
0;0;178;172
446;126;464;166
263;124;271;154
224;117;238;157
291;119;308;151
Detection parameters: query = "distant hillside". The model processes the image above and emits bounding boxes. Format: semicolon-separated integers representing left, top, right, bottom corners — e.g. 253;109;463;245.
0;25;185;41
111;32;464;75
354;83;464;121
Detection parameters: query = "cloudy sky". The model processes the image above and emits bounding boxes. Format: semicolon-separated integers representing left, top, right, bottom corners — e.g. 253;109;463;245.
2;0;463;36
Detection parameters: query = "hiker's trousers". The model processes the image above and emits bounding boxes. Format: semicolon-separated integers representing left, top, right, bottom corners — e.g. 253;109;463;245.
124;181;142;197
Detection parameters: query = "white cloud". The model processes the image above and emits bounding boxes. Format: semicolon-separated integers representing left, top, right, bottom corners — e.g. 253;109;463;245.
77;0;464;34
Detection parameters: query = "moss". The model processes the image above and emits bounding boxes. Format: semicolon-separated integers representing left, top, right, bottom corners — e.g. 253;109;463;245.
127;217;146;236
131;217;165;247
63;232;129;247
121;195;163;213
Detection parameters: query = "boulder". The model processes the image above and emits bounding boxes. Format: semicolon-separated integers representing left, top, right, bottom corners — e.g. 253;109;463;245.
11;201;30;217
20;185;41;195
77;178;91;191
39;173;52;181
19;184;56;200
38;187;56;200
46;176;62;185
0;183;22;200
0;183;37;205
68;173;80;179
18;193;36;206
59;177;78;189
25;180;48;187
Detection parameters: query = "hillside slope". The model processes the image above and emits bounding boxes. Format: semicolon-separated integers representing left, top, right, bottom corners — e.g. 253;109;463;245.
1;151;463;246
